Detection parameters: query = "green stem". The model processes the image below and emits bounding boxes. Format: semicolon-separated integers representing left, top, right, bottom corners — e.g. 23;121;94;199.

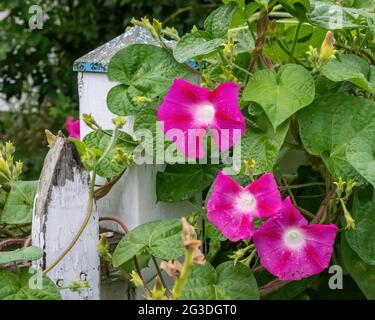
151;256;168;291
172;249;193;300
279;182;325;190
44;128;120;274
289;21;302;63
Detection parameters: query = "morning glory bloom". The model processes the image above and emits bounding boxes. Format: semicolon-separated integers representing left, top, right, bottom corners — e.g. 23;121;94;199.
207;171;282;242
157;78;246;159
253;197;338;281
65;116;80;140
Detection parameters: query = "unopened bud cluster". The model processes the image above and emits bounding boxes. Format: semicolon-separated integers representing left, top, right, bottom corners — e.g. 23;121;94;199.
0;141;23;186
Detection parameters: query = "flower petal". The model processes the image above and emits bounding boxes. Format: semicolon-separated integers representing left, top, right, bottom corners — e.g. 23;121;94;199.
209;82;246;152
65;116;80;140
157;79;212;158
207;172;253;241
253;198;338;280
246;173;283;219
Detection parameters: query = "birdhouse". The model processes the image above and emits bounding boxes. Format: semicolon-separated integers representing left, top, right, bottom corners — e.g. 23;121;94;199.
73;26;196;232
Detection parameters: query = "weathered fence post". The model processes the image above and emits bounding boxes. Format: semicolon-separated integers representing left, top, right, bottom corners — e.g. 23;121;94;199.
32;133;100;300
73;26;196;232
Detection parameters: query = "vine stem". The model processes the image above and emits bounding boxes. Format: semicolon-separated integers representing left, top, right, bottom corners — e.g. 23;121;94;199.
288;21;302;63
43;169;97;274
43;129;119;274
259;279;289;296
98;215;149;294
99;216;129;234
151;256;168;292
0;238;25;250
172;249;193;300
278;182;325;190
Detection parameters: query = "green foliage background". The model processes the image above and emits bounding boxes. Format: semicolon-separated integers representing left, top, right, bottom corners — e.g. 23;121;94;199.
0;0;218;179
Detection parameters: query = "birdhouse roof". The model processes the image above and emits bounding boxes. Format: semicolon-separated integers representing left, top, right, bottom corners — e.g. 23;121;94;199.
73;26;160;73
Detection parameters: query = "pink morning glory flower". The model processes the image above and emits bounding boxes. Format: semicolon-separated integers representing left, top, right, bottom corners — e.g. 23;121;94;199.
157;78;246;159
253;197;338;281
207;171;282;242
65;116;80;140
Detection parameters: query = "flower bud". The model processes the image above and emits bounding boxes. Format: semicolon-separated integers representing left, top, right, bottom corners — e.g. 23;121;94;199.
68;280;90;293
160;260;182;278
111;148;134;167
320;31;336;62
83;113;100;130
192;248;205;265
112;116;127;129
243;159;256;175
342;202;356;230
97;234;110;258
150;276;166;300
130;270;144;288
191;25;199;33
152;19;162;37
132;96;152;105
223;38;234;60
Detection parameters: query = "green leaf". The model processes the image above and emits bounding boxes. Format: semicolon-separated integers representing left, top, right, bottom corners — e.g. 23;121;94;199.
345;196;375;265
298;94;375;183
346;122;375;187
341;235;375;299
241;113;289;174
121;254;150;274
321;54;374;93
204;3;238;39
308;1;364;29
107;44;188;115
243;64;315;129
174;31;225;63
112;219;184;267
107;84;137;116
1;181;37;225
0;246;43;265
156;165;219;203
233;29;255;55
174;3;238;63
83;130;136;178
0;267;61;300
181;261;259;300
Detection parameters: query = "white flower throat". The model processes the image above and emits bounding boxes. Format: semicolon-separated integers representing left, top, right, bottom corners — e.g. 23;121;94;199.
196;104;215;125
235;191;256;212
284;228;305;248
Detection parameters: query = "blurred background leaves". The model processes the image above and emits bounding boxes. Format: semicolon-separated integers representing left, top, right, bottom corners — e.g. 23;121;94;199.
0;0;218;179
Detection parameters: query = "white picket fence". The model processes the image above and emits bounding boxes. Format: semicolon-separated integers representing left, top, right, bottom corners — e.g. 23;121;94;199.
31;27;195;300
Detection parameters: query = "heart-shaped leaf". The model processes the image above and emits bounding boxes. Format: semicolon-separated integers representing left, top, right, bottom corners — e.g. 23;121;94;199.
0;268;61;300
298;94;375;184
321;54;375;93
243;64;315;129
107;44;188;116
1;181;37;225
181;261;259;300
112;219;184;267
0;247;43;265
